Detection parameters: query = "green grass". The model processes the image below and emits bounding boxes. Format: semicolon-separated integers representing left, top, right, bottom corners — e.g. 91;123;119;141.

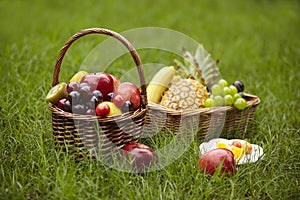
0;0;299;199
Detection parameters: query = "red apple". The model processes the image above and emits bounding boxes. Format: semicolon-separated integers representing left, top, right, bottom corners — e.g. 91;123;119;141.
123;142;157;172
114;82;141;110
80;73;114;100
198;148;237;176
111;74;121;88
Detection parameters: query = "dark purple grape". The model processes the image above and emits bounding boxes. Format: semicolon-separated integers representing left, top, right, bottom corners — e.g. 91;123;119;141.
79;85;92;99
93;90;103;102
90;96;100;107
233;80;244;93
64;100;72;112
67;82;80;93
107;92;115;101
121;101;134;112
239;92;246;98
79;83;89;89
72;104;86;114
68;91;81;104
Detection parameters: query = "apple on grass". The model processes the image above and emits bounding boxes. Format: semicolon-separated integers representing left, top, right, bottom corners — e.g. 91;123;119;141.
123;142;157;172
198;148;237;176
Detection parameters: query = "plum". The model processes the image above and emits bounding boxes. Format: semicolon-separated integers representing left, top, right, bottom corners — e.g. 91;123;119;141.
233;80;244;93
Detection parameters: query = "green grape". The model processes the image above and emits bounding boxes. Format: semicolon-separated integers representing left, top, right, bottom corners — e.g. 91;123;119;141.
213;95;224;106
224;95;234;106
229;85;238;95
233;93;242;101
224;86;231;95
218;79;228;88
204;98;214;108
212;84;225;96
234;98;247;110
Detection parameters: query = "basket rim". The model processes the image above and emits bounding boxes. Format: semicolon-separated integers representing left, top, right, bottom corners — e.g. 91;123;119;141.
147;93;260;115
49;103;148;122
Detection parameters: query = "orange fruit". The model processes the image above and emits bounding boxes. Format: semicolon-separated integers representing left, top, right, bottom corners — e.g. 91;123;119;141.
216;142;228;149
231;145;244;162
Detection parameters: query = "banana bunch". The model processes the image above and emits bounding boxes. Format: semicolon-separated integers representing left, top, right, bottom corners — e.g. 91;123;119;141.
146;66;175;104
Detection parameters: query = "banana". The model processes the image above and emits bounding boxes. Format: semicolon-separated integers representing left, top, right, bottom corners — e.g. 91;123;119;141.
147;66;175;104
69;70;88;83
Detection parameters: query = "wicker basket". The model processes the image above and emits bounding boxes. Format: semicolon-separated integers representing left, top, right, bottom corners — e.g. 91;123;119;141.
144;93;260;140
49;28;148;160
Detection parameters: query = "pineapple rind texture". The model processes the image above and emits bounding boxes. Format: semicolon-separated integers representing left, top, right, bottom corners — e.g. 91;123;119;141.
160;78;208;111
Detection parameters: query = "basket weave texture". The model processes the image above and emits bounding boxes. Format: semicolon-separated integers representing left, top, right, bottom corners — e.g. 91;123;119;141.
49;28;148;159
144;93;260;139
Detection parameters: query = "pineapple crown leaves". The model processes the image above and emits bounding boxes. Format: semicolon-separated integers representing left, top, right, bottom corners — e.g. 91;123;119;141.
173;44;221;87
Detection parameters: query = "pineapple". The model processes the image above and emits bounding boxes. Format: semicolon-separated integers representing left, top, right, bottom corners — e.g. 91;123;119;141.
160;76;208;110
159;45;220;111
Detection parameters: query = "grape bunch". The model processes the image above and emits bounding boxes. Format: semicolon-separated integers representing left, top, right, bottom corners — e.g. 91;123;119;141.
205;79;247;110
57;82;103;115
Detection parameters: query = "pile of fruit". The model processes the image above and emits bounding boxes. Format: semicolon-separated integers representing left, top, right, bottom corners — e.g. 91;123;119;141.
47;70;158;172
146;45;249;111
198;140;253;176
216;140;252;162
46;71;141;117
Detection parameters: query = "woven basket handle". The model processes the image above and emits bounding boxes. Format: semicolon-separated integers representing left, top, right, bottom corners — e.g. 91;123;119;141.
52;28;147;108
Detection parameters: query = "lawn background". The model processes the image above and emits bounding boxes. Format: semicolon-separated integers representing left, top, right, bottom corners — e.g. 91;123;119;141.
0;0;299;199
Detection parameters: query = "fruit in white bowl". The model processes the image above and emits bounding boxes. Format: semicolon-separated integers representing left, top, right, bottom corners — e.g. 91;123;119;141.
243;141;253;154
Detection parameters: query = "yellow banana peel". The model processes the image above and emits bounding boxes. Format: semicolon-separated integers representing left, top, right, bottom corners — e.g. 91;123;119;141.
69;71;88;83
147;66;175;104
